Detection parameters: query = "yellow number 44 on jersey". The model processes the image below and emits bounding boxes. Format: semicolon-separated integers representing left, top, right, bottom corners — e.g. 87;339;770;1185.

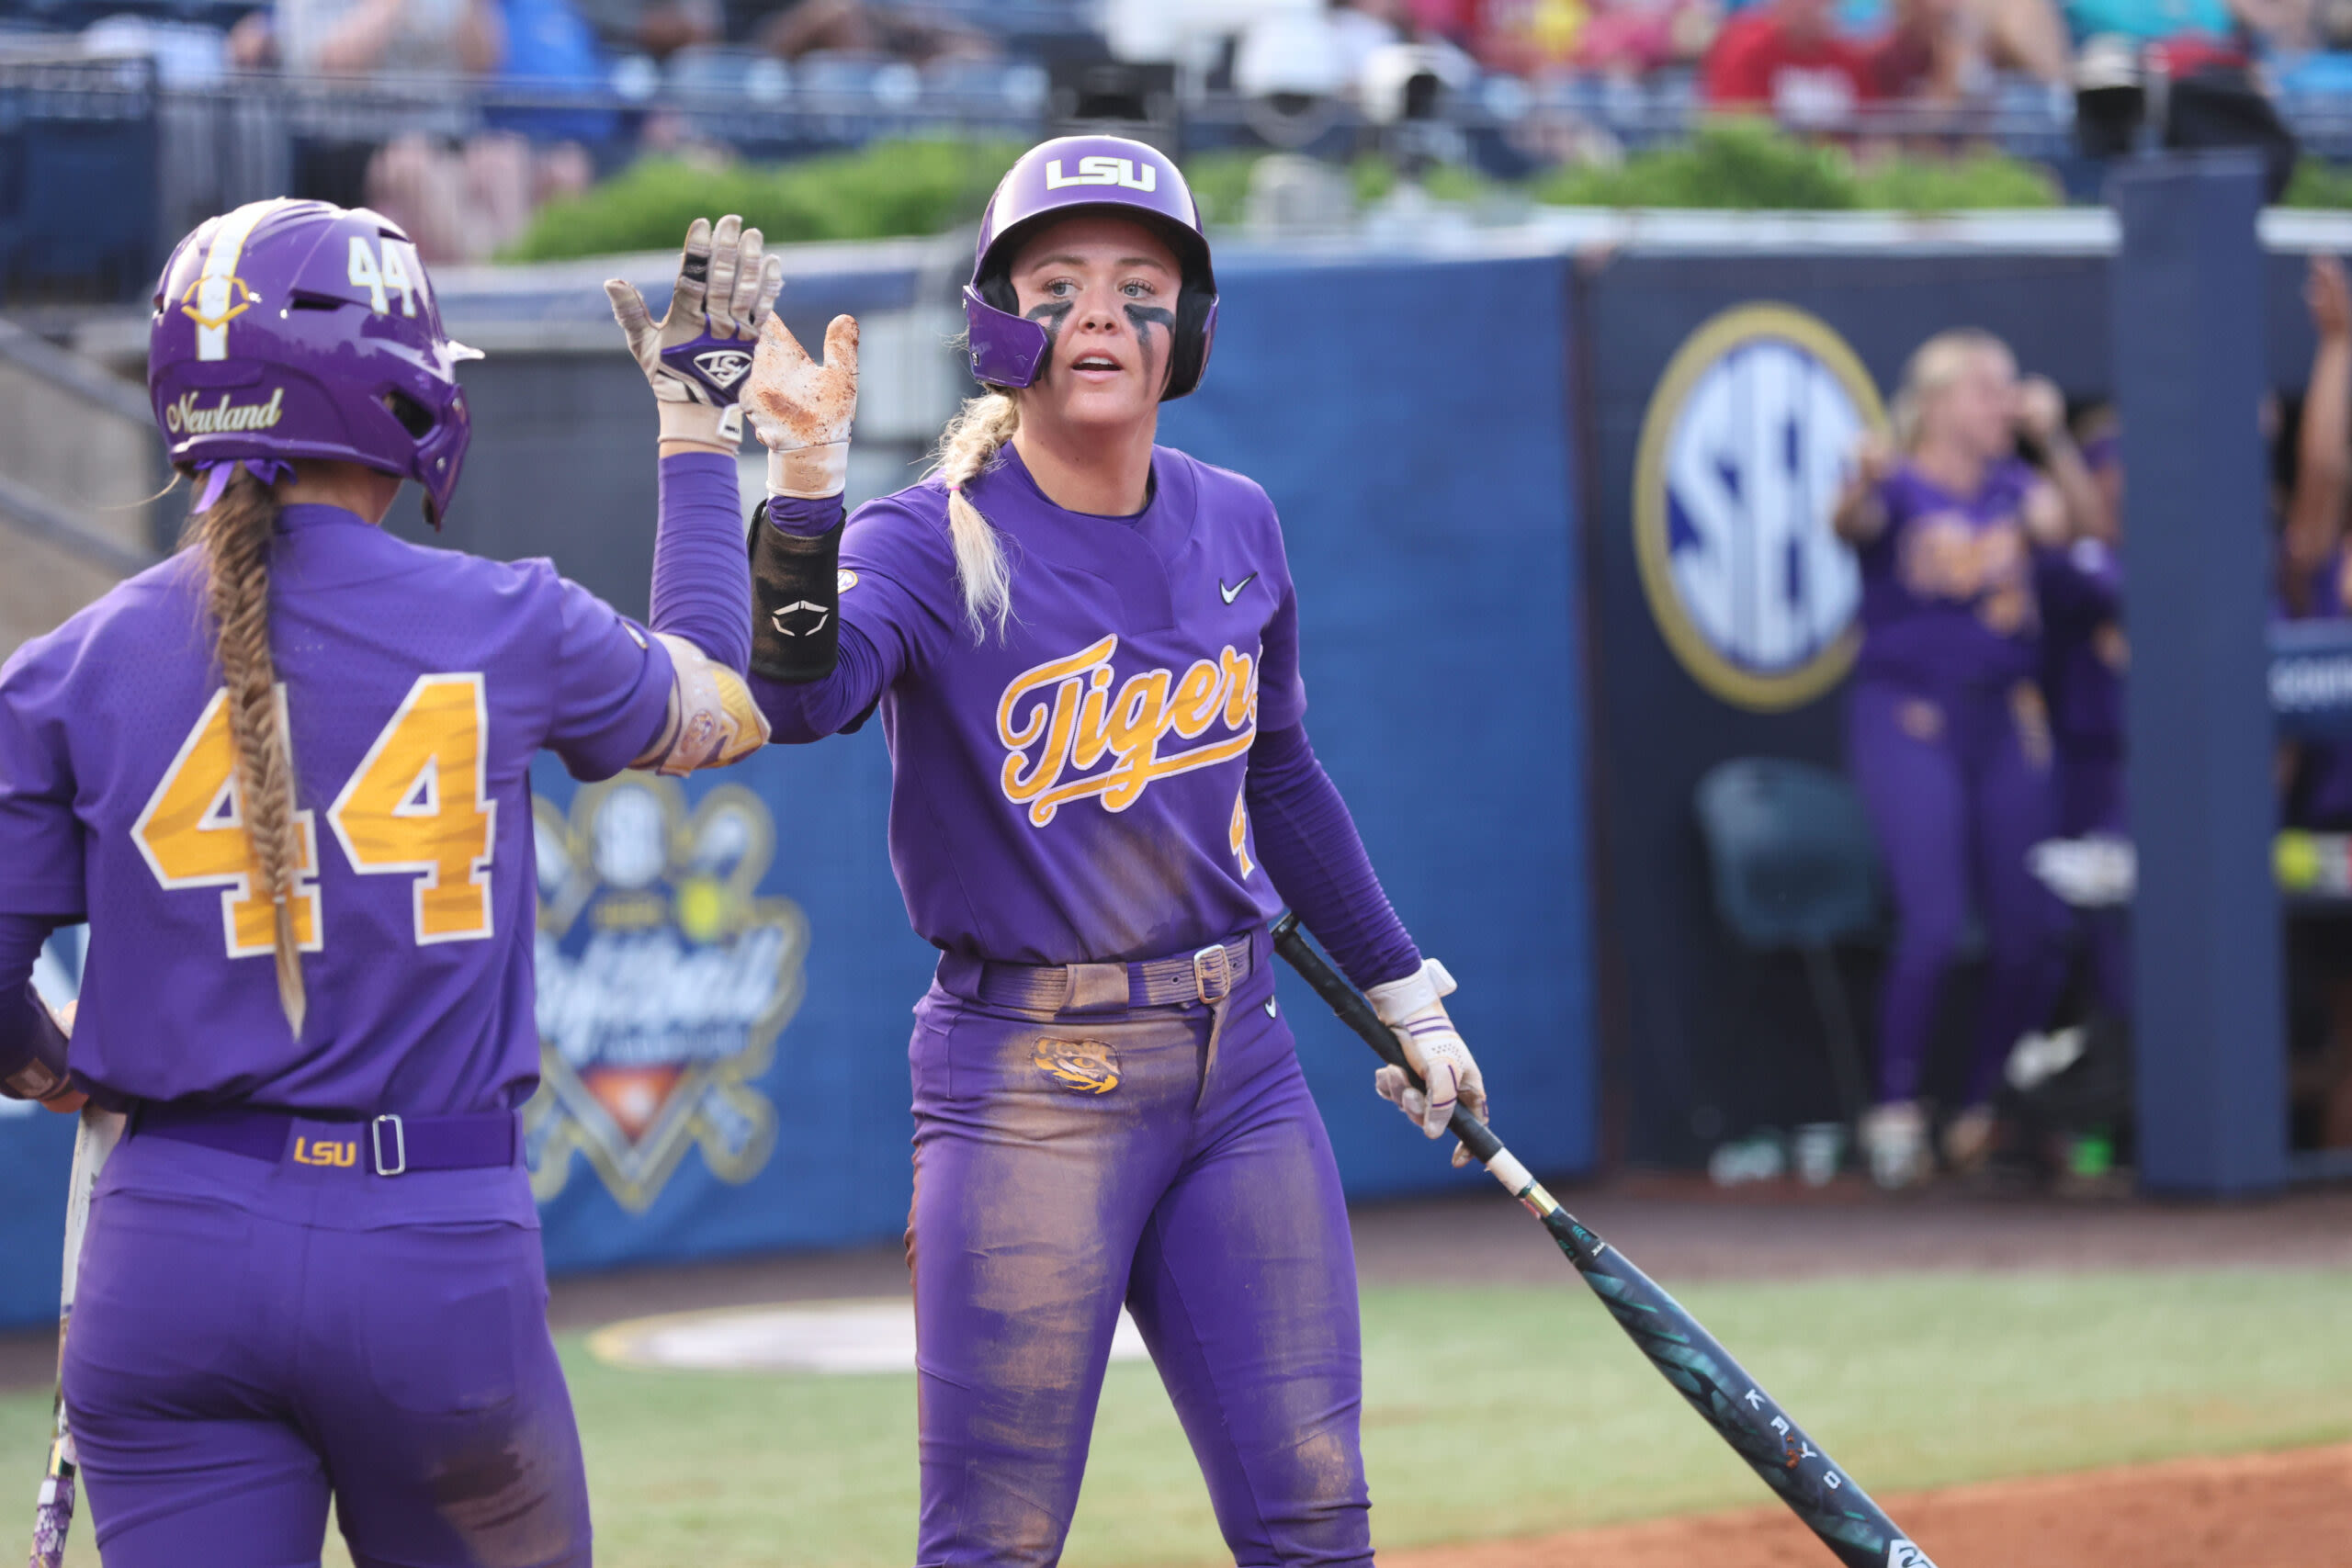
131;672;495;959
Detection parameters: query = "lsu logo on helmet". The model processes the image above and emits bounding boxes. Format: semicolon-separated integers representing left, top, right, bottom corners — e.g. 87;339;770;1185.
1044;156;1158;192
1033;1038;1120;1094
693;348;753;390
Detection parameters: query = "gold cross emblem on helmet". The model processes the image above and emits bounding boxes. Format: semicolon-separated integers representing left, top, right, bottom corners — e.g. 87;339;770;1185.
180;274;254;333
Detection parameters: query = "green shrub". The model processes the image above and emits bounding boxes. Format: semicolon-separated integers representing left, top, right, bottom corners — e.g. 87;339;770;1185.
1182;150;1267;227
2283;158;2352;209
507;122;2066;264
1850;147;2060;211
1532;118;2057;212
1535;118;1858;209
503;137;1027;263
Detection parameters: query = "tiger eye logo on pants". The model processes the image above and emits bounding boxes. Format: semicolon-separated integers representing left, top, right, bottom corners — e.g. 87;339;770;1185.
1033;1039;1121;1094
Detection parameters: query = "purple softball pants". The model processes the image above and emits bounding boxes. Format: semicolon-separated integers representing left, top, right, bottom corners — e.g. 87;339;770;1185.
62;1123;590;1568
1849;679;2070;1108
908;939;1370;1567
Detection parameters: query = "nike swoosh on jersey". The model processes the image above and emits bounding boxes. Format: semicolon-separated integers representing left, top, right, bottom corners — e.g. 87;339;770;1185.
1219;572;1258;604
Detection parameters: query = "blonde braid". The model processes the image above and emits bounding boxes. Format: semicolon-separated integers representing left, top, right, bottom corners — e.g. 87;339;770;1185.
930;391;1021;641
192;469;308;1034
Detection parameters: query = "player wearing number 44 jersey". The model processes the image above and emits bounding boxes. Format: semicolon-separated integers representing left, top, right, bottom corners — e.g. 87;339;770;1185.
0;199;773;1567
740;135;1486;1566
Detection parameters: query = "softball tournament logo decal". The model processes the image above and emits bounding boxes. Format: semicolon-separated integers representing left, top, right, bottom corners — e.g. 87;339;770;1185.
1634;304;1888;711
525;776;808;1212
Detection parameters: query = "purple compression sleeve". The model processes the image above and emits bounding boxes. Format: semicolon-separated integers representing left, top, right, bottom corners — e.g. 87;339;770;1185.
1247;723;1421;991
749;622;888;741
650;452;752;674
766;491;844;537
0;911;66;1099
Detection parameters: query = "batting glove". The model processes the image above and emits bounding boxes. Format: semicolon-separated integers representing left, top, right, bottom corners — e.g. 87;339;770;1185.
746;310;859;500
606;214;785;451
38;999;85;1116
1368;959;1488;1168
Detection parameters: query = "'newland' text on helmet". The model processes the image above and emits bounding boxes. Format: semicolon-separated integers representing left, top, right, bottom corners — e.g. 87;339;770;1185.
148;198;481;525
964;136;1219;400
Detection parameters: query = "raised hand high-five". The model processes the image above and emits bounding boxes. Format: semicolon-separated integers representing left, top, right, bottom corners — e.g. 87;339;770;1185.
747;310;859;500
606;213;785;450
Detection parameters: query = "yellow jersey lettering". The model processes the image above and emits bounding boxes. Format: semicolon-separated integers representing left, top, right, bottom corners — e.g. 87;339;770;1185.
1219;647;1256;730
1070;666;1117;771
294;1137;356;1168
1170;660;1225;739
997;637;1262;827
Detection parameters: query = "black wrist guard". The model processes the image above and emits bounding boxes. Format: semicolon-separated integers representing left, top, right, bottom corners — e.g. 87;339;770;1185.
749;500;844;683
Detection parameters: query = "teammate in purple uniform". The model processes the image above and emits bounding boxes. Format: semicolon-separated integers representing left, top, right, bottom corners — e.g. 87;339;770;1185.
0;198;773;1565
734;135;1486;1565
1831;330;2101;1189
2032;411;2127;1018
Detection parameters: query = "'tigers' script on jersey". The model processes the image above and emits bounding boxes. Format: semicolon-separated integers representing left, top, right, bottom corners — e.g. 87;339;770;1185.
995;634;1261;827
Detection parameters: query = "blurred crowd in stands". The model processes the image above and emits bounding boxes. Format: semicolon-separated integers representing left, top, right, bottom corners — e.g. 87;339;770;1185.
0;0;2336;259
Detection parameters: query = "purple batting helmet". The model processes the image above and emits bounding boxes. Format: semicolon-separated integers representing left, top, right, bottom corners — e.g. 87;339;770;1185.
964;135;1219;400
150;198;480;526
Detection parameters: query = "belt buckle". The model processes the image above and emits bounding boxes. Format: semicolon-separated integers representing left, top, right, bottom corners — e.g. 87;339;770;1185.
1192;943;1232;1006
371;1114;407;1178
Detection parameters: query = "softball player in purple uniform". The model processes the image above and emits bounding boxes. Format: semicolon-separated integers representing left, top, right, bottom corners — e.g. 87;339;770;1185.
734;135;1485;1565
1832;331;2099;1188
0;197;774;1566
2030;416;2131;1024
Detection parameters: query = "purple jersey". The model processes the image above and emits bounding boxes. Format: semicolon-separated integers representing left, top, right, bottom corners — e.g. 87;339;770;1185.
2036;537;2126;755
1855;457;2041;691
812;444;1304;964
0;503;673;1114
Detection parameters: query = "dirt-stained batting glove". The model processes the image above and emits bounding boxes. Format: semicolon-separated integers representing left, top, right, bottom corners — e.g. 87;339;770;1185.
746;310;859;500
1368;960;1487;1168
606;213;785;450
39;998;86;1115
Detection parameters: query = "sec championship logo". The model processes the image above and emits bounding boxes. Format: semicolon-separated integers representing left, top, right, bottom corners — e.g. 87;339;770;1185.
524;775;808;1212
1634;304;1887;711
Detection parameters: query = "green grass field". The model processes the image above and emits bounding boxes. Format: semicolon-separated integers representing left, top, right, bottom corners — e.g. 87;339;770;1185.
7;1269;2348;1566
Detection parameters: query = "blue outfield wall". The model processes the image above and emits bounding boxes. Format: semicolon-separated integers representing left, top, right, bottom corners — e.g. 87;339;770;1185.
0;249;1594;1321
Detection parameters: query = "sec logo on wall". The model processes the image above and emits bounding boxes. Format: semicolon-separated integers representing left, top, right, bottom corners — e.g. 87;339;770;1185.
525;774;808;1213
1634;304;1889;711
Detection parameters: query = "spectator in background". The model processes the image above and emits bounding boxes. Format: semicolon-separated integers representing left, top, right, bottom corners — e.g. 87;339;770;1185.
1702;0;1875;123
228;0;504;74
742;0;994;62
2271;255;2352;1151
2063;0;2236;42
1861;0;1992;103
1862;0;2076;101
1332;0;1413;73
568;0;719;60
1473;0;1720;75
1830;331;2099;1190
230;0;598;262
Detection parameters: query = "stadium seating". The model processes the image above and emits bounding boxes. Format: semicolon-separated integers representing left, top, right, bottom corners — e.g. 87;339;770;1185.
1694;757;1884;1125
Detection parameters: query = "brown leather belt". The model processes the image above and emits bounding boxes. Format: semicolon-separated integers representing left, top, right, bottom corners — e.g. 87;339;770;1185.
944;930;1259;1015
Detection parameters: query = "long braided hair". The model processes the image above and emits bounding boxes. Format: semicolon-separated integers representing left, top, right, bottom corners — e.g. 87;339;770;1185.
931;391;1021;641
189;467;308;1033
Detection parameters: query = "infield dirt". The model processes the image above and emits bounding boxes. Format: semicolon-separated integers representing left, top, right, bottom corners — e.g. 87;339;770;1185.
1392;1441;2352;1568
